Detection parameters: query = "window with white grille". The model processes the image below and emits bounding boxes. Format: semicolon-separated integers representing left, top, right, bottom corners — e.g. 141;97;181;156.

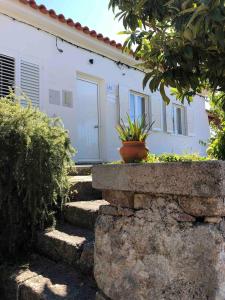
0;54;15;98
20;60;40;107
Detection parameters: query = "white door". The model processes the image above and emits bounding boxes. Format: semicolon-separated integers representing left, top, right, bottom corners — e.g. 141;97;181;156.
75;78;100;161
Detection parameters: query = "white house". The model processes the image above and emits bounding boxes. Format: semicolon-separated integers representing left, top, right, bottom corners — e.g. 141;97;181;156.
0;0;210;163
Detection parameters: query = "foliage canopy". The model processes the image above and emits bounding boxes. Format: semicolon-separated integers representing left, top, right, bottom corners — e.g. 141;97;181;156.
109;0;225;104
207;121;225;160
0;94;74;260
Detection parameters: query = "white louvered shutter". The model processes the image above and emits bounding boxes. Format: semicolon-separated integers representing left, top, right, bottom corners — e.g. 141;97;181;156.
0;54;15;97
166;102;174;133
119;85;130;124
186;104;195;136
151;97;162;131
20;60;40;107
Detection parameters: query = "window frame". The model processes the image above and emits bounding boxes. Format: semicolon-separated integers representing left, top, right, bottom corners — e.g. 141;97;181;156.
173;104;186;136
129;90;149;123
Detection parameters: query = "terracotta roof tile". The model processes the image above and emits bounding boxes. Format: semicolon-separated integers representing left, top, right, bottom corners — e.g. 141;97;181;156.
49;9;57;19
39;4;48;14
18;0;125;52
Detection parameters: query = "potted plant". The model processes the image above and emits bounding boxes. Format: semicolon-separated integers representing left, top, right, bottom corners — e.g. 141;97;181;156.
116;114;154;163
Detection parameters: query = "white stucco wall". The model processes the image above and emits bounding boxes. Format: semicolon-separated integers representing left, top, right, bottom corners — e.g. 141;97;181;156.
0;8;210;162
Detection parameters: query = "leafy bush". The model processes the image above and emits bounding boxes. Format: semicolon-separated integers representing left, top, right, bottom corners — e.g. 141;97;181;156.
0;94;74;260
116;114;154;142
111;153;209;164
207;122;225;160
146;153;210;163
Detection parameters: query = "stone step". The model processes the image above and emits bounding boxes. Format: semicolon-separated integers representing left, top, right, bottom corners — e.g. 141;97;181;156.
68;175;102;201
1;255;97;300
68;165;93;176
64;200;109;230
36;224;94;274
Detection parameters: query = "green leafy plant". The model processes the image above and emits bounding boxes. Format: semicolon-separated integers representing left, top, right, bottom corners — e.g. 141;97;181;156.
0;93;75;261
109;0;225;106
146;153;210;163
110;152;210;164
207;121;225;160
116;114;154;142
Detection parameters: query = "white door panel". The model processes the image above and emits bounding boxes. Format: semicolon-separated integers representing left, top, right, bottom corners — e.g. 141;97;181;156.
76;79;99;161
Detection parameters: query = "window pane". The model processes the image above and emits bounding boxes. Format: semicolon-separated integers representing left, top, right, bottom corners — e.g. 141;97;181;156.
136;96;145;121
130;93;135;122
176;107;182;134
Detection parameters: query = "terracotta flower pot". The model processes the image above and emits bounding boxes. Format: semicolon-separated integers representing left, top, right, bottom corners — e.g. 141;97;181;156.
119;141;149;163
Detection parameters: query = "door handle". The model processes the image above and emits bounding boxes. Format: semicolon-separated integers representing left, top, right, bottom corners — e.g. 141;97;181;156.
94;125;99;128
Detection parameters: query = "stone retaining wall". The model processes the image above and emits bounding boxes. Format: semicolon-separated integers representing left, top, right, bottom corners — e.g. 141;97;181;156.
93;162;225;300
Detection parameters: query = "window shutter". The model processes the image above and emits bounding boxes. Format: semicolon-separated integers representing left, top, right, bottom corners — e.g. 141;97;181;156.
20;60;40;107
119;85;129;124
151;97;162;131
0;54;15;98
145;95;151;124
165;102;174;133
186;104;195;136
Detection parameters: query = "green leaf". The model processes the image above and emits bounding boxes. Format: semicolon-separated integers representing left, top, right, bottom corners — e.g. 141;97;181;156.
186;5;208;28
143;72;152;89
183;46;193;60
160;82;170;104
183;28;193;41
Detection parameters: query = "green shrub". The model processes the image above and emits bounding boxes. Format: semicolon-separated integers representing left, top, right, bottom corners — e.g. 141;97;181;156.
146;153;209;163
0;94;74;260
207;122;225;160
111;153;209;164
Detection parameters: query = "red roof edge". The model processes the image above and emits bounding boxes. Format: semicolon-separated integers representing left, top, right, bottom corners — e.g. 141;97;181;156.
18;0;127;52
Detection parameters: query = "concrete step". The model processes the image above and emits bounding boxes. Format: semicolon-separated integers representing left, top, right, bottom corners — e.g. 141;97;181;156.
64;200;109;230
68;165;93;176
68;175;102;201
1;255;97;300
36;224;94;274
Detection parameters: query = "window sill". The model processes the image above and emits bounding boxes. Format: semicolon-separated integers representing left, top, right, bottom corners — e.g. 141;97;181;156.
169;133;191;137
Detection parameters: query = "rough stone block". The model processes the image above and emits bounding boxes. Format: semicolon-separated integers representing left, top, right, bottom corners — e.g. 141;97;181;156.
95;200;225;300
103;190;134;208
172;212;196;222
36;224;94;270
95;291;110;300
178;196;225;217
93;161;225;197
64;200;109;230
99;205;134;217
93;162;225;300
99;205;118;216
204;216;222;224
69;176;102;201
79;241;94;274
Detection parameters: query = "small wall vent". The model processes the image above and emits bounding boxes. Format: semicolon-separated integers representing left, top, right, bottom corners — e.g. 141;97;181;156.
62;90;73;108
